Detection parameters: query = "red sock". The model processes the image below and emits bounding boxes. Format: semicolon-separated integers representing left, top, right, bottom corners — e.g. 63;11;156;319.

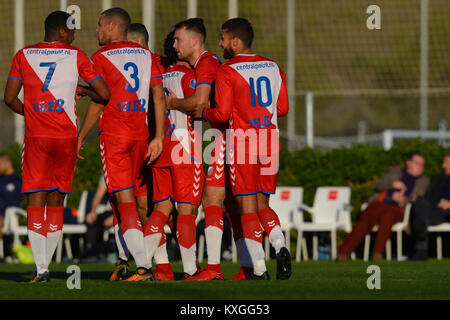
117;202;142;233
27;206;46;236
143;210;168;237
177;214;197;249
204;205;223;231
46;206;63;233
258;207;280;236
241;212;263;244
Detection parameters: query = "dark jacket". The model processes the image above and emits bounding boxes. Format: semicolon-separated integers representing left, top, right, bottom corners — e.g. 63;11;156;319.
424;173;450;206
0;174;23;217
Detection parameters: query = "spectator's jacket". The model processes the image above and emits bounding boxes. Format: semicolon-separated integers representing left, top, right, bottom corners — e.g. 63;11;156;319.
0;173;23;216
424;172;450;207
368;166;429;208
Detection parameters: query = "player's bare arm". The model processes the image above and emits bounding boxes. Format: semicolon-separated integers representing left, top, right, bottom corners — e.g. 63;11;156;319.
167;83;211;113
4;77;24;115
77;101;105;159
76;77;110;105
146;83;166;164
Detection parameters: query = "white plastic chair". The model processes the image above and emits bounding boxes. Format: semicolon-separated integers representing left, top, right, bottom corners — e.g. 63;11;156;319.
265;187;305;260
5;207;28;248
362;202;411;261
296;187;352;261
0;207;14;258
427;223;450;260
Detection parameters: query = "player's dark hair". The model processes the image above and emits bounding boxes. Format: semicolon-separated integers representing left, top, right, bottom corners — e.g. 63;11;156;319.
164;30;178;65
221;18;254;49
101;7;131;32
0;153;12;164
44;11;71;36
407;151;425;161
174;18;206;43
128;23;149;46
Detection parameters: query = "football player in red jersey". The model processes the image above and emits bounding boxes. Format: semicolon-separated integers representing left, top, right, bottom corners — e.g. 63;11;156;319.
194;18;291;280
4;11;109;282
143;28;204;280
77;8;166;281
165;18;229;280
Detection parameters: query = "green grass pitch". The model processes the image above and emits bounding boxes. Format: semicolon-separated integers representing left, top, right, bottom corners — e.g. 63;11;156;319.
0;259;449;300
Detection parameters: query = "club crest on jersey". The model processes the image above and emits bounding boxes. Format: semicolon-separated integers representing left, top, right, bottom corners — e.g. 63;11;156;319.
189;79;196;89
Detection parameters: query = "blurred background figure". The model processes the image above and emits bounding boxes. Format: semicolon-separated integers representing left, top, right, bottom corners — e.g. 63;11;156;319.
410;153;450;260
0;153;23;261
80;175;113;263
337;152;429;261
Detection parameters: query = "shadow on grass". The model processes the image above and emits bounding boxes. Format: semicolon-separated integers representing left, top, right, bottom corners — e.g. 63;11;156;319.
0;270;113;282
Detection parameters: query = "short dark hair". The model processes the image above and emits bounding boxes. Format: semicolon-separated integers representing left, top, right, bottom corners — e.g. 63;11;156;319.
101;7;131;32
221;18;254;49
407;151;425;161
0;153;12;163
164;30;178;65
128;23;149;46
45;11;71;35
174;18;206;43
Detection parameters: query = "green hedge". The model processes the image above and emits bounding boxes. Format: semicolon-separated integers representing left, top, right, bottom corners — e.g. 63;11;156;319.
2;139;449;220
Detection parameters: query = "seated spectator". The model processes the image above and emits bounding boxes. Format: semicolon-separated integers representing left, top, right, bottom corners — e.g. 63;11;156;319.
410;153;450;260
81;175;113;262
337;151;429;261
0;153;23;259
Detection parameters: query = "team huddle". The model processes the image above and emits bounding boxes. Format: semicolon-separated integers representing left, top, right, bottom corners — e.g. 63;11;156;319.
4;7;290;282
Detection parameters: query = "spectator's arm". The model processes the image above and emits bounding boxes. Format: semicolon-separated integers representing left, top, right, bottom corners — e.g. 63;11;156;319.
374;167;399;192
89;183;108;215
408;175;430;203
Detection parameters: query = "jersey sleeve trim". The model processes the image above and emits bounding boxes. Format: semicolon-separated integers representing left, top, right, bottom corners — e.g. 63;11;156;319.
87;74;101;84
8;76;22;81
195;81;211;87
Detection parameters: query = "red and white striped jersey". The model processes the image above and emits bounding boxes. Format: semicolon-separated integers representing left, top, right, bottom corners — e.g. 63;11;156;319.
91;41;162;141
203;54;289;154
154;63;196;167
8;41;100;138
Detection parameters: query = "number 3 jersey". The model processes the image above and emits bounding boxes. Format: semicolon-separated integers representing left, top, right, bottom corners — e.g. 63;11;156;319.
8;41;100;138
91;41;163;141
203;54;289;155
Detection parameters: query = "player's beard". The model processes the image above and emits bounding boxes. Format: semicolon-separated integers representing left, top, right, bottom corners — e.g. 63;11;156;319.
223;46;235;60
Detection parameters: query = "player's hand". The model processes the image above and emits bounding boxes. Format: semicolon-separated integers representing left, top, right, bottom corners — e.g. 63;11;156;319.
165;88;179;110
146;136;163;165
438;199;450;210
77;137;85;160
191;103;205;120
76;85;87;100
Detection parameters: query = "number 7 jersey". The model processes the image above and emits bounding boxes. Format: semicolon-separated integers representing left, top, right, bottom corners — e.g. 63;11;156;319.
91;41;162;141
8;41;100;138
